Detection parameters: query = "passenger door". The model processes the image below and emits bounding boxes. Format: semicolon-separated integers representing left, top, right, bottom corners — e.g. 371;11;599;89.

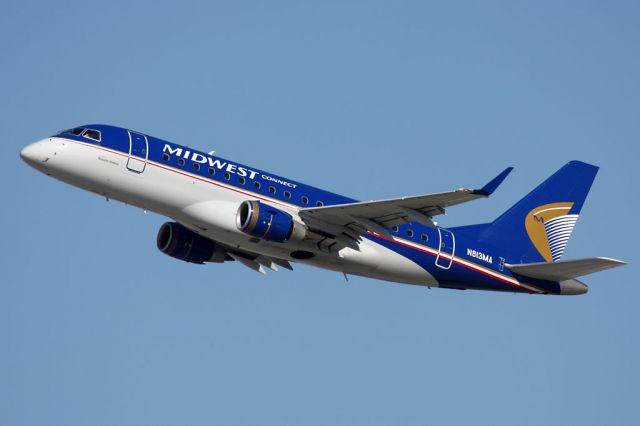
127;131;148;173
435;227;455;270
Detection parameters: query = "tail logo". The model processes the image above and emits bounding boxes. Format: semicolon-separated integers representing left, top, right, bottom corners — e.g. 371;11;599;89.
525;202;578;262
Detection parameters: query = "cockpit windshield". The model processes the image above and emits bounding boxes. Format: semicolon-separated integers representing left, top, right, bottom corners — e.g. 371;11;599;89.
83;129;101;141
60;127;86;135
58;127;102;142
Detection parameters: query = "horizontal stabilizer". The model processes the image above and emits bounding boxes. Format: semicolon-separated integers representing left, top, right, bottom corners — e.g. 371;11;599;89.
507;257;626;281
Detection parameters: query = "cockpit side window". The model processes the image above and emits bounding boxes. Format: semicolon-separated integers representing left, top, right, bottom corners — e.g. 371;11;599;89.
82;129;101;142
61;127;86;136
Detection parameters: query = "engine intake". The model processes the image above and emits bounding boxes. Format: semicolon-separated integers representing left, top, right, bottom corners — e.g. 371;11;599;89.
236;200;298;242
157;222;226;264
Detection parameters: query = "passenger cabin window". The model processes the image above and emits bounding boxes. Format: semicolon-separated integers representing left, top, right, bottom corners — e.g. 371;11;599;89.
193;163;200;171
163;153;170;161
254;181;261;189
421;233;428;242
82;129;101;142
316;201;324;207
268;186;276;194
284;190;291;199
406;229;414;237
301;196;309;205
392;226;399;233
224;172;231;180
208;167;215;175
239;177;246;185
178;158;185;166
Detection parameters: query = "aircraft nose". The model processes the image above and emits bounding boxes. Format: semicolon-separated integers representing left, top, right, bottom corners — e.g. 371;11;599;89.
20;140;51;166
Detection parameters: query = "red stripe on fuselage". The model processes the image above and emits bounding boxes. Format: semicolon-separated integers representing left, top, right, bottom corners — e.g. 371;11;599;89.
63;138;536;293
366;233;536;293
61;138;292;208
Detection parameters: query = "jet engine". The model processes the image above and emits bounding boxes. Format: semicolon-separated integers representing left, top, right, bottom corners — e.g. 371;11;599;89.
236;200;305;242
157;222;227;263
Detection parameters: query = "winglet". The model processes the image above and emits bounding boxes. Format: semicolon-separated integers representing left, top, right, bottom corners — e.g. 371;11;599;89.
474;167;514;196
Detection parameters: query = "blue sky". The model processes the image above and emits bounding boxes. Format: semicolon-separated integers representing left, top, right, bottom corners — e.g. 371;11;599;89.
2;1;638;425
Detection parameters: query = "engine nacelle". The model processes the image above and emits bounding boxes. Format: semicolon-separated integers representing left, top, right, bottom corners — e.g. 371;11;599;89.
157;222;226;264
236;200;304;242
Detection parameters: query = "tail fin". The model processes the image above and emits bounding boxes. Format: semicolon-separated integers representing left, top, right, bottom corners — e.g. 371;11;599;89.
479;161;599;263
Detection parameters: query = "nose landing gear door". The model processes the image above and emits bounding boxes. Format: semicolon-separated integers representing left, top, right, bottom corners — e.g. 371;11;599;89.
127;131;148;173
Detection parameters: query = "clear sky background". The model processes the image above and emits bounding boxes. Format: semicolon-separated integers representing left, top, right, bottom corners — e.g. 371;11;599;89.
2;1;638;425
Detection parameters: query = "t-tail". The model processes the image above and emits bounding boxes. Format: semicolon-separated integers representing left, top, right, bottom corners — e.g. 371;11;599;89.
462;161;625;294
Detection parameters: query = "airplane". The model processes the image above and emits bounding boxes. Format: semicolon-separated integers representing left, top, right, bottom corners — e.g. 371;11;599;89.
20;125;625;295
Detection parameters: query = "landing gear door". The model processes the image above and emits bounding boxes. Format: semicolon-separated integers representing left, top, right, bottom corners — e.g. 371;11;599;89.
127;131;148;173
435;228;455;270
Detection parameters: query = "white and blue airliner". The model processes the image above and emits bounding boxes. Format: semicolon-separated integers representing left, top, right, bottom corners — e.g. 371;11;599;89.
21;125;625;295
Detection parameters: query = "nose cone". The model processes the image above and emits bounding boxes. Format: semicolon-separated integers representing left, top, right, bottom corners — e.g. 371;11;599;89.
559;279;589;295
20;142;43;163
20;140;51;167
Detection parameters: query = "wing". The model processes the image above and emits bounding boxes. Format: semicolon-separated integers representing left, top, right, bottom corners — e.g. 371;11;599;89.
299;167;513;239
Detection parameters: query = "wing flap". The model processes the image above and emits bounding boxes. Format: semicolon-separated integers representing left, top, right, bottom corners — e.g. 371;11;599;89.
507;257;626;281
228;253;266;274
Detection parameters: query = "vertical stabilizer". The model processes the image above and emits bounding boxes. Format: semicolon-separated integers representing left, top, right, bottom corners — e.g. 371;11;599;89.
479;161;599;263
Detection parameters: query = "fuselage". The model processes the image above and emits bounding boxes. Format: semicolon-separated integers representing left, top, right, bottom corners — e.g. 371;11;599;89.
20;124;571;294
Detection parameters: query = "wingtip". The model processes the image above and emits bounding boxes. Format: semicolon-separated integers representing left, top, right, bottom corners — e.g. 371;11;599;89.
474;166;514;196
596;257;627;266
